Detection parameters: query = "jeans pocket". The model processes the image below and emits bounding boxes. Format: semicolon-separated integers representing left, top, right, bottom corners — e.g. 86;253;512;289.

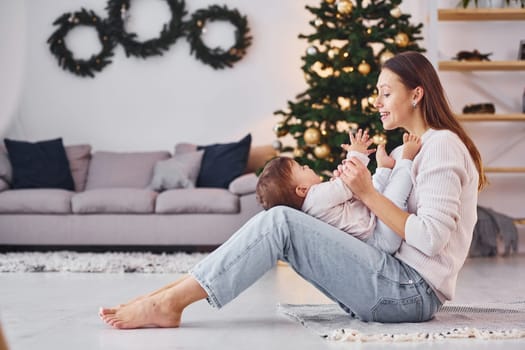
371;295;423;323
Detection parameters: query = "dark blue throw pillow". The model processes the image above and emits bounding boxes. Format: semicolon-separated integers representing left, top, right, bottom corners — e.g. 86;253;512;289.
4;138;75;190
197;134;252;188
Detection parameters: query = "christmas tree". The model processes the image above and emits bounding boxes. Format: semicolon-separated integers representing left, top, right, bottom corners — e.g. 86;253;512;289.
273;0;424;178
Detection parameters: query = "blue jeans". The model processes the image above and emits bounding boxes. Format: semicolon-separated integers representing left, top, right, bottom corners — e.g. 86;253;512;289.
190;206;442;323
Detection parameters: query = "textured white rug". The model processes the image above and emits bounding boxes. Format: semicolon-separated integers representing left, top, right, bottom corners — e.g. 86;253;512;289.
0;251;208;273
278;302;525;342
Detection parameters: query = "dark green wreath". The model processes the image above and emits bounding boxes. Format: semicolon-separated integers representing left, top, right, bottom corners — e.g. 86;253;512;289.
47;8;115;78
185;5;252;69
106;0;186;58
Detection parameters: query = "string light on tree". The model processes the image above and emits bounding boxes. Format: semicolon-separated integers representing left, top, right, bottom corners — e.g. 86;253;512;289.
373;133;387;145
390;7;402;18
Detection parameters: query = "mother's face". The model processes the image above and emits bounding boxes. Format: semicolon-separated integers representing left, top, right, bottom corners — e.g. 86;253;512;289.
374;68;416;131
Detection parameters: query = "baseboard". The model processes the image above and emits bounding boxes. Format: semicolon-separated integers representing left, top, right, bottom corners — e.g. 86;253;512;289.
0;244;219;254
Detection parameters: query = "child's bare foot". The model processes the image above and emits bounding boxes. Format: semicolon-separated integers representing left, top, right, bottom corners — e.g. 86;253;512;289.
376;144;395;169
100;289;182;329
402;133;422;160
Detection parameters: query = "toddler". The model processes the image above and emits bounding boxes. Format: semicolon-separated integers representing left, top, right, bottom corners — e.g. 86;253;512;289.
256;130;421;254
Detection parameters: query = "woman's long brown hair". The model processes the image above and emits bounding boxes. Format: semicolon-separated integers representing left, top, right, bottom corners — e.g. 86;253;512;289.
383;51;487;190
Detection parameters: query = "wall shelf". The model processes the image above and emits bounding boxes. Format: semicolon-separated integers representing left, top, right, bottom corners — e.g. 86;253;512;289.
484;167;525;173
438;8;525;21
439;61;525;71
457;113;525;121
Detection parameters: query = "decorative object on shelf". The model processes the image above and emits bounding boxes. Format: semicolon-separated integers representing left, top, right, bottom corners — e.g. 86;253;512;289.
453;49;492;61
185;5;252;69
462;103;496;114
106;0;187;58
459;0;525;7
519;39;525;60
47;8;116;78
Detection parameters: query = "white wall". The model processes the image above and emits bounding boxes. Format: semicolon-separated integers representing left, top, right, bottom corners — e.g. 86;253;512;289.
1;0;319;150
1;0;524;221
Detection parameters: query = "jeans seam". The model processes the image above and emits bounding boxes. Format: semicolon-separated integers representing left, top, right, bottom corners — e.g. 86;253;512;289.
188;270;222;309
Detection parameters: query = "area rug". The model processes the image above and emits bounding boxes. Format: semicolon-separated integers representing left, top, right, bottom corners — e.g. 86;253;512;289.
0;251;209;273
278;302;525;342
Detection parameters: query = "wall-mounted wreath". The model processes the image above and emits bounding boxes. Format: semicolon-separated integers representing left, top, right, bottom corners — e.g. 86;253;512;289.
47;8;115;78
47;2;252;77
185;5;252;70
105;0;186;59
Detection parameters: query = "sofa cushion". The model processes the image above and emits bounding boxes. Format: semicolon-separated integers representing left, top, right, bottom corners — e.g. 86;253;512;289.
156;188;239;214
85;151;170;190
228;173;258;195
4;138;75;191
197;134;252;189
65;144;92;192
0;178;8;192
148;150;204;191
72;188;157;214
0;189;73;213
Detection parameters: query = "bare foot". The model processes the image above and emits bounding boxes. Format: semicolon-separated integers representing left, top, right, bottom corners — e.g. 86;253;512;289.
376;144;395;169
99;275;190;317
100;290;182;329
402;133;422;160
99;276;207;329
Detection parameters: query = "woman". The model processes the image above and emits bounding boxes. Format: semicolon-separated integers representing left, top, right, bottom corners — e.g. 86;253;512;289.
99;51;486;328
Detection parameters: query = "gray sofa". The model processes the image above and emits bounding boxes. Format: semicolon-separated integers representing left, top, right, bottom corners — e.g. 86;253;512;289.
0;142;274;250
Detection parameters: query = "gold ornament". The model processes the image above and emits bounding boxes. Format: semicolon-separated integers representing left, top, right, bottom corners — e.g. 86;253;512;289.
390;7;402;18
337;0;353;15
273;122;288;137
357;61;371;75
395;32;409;48
325;0;336;3
379;51;395;65
342;66;354;73
293;148;305;158
314;144;331;159
304;127;321;145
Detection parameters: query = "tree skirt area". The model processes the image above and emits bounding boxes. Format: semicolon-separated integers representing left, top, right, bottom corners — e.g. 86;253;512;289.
0;251;209;273
278;302;525;343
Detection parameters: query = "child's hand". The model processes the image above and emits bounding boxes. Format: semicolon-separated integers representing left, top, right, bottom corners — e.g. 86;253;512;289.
342;129;375;156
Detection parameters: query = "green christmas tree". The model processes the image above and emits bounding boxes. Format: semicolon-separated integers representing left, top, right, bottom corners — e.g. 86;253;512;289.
273;0;424;178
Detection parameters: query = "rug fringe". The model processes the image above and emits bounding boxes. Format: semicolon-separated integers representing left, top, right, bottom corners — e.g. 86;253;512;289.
329;327;525;342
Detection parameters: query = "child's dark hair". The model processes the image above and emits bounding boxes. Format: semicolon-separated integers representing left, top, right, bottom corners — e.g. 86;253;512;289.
256;157;305;210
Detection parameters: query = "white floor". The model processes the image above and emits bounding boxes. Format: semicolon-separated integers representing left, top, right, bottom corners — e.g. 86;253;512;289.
1;254;525;350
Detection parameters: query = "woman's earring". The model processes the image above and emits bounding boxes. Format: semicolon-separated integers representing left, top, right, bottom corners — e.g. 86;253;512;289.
412;101;417;108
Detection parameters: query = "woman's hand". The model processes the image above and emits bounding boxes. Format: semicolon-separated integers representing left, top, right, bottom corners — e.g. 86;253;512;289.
339;156;375;200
